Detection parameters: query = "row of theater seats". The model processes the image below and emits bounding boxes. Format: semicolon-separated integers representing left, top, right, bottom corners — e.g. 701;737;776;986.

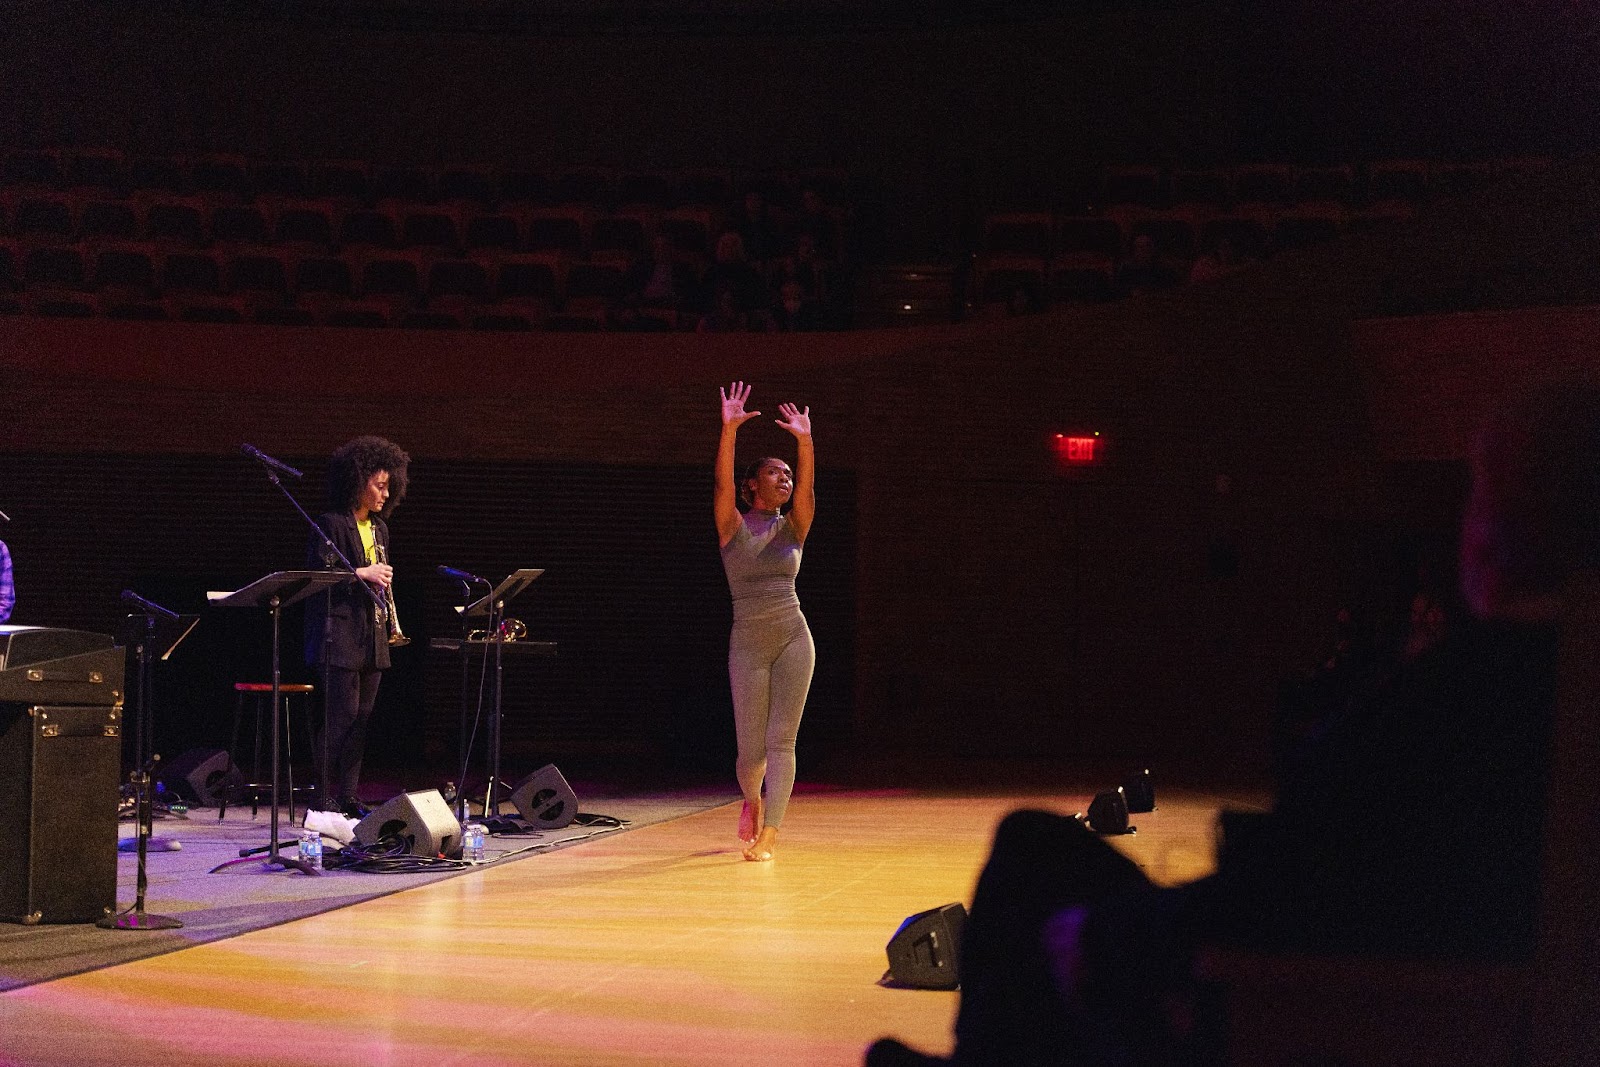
0;194;842;264
0;238;698;323
0;148;856;214
1072;157;1552;213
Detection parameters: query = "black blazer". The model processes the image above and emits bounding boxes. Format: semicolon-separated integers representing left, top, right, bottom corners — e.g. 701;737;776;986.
303;510;391;672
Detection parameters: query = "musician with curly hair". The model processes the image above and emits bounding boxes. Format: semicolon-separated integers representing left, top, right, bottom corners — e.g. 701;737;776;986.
304;435;410;818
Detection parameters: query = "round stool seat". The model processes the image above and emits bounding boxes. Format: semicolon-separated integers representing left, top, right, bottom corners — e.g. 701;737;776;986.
234;682;315;694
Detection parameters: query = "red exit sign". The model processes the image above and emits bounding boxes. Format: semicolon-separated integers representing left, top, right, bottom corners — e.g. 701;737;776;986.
1053;432;1104;466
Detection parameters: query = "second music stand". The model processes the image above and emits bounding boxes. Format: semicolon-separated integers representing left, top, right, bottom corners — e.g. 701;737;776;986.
459;568;543;820
206;570;345;875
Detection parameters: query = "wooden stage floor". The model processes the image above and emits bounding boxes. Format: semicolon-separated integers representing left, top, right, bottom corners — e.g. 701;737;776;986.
0;785;1243;1066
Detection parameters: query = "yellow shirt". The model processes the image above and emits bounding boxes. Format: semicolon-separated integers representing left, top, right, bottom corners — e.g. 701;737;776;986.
357;518;377;565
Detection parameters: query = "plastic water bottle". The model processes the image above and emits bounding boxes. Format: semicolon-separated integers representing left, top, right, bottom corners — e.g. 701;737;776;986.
462;822;486;862
297;830;323;870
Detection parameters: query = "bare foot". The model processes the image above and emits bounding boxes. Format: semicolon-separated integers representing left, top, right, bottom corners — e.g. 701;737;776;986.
742;825;777;862
738;800;758;844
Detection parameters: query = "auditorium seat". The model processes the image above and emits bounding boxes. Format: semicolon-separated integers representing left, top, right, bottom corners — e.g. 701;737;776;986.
470;310;537;331
659;206;717;258
10;195;76;242
292;254;355;300
1197;570;1600;1067
1430;160;1495;200
563;261;625;311
400;209;463;253
495;254;562;306
103;299;169;320
226;251;292;303
544;309;606;331
77;199;140;242
171;295;248;323
251;304;318;326
125;156;187;197
464;212;522;253
1124;210;1199;263
320;297;394;328
524;209;589;256
0;241;16;291
160;250;224;295
22;245;87;290
211;204;271;247
3;149;65;191
399;309;463;330
426;257;492;304
29;292;98;317
590;214;649;257
358;252;424;304
1051;261;1115;304
141;197;208;247
1199;215;1270;261
976;257;1046;313
91;244;157;295
273;200;337;252
338;208;399;251
189;154;250;203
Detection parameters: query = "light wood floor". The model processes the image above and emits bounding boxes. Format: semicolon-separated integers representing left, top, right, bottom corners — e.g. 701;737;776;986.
0;787;1233;1066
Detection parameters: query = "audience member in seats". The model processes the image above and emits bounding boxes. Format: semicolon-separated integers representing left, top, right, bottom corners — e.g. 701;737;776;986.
714;381;817;863
623;234;698;313
1188;233;1253;284
777;232;842;325
731;189;784;265
1115;232;1181;296
867;382;1600;1067
0;535;14;622
698;282;773;333
701;230;768;314
795;186;841;260
772;280;824;332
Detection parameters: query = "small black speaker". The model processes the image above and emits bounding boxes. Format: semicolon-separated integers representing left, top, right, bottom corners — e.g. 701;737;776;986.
159;747;244;807
0;704;121;923
1085;786;1135;834
507;764;577;830
885;902;967;989
1122;768;1156;813
354;789;462;858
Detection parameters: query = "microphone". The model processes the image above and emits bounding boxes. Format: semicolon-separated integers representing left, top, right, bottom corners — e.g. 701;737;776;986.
437;565;489;586
121;589;178;621
240;444;303;479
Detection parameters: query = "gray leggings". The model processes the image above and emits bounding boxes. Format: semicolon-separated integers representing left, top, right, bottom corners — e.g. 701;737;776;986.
729;610;815;829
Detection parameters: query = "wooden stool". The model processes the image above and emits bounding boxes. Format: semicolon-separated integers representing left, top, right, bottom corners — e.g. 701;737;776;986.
220;682;318;822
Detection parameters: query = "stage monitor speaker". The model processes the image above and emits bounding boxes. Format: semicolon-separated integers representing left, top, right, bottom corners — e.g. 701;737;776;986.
159;747;244;807
0;703;121;923
354;789;461;858
1085;786;1134;834
885;902;967;990
507;764;577;830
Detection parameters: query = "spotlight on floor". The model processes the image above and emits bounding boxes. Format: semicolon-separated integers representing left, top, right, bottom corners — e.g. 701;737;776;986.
1122;768;1155;814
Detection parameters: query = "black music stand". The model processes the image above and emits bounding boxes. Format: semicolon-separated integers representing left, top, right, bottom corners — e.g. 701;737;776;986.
100;602;199;931
458;568;543;821
206;571;345;875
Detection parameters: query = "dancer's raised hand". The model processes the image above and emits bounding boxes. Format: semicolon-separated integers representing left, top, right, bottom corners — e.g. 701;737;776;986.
776;402;811;438
720;381;761;428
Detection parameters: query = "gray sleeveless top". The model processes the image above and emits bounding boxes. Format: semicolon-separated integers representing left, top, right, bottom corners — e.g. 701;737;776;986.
720;510;804;623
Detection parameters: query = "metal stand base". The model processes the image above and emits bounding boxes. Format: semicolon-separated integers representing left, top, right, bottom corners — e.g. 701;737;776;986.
98;910;184;931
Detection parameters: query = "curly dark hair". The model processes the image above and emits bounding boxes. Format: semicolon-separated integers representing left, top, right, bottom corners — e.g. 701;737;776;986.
738;456;790;511
327;435;410;518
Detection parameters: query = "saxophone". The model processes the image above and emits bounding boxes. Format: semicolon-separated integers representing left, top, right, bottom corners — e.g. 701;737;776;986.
373;542;410;647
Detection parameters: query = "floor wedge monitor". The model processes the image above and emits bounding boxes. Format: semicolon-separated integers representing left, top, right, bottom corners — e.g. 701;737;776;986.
354;789;462;858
